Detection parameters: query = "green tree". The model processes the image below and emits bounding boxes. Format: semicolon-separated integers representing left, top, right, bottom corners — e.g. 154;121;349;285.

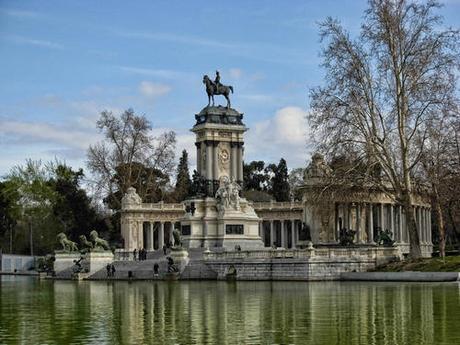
243;161;270;191
3;160;58;255
0;181;18;253
50;164;107;242
270;158;290;202
174;150;192;202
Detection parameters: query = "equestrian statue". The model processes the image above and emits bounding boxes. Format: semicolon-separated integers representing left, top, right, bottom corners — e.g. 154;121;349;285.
203;70;234;108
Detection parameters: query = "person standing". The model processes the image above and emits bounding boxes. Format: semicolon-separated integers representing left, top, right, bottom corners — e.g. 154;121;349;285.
111;264;116;278
133;248;137;261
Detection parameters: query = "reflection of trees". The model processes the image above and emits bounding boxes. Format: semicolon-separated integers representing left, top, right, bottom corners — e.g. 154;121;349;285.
1;279;460;344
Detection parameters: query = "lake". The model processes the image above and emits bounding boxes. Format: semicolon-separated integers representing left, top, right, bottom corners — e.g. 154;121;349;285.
0;277;459;344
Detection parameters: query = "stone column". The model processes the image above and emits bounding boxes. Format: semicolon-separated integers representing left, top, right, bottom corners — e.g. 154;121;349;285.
423;208;428;244
259;221;263;240
196;142;201;176
270;220;274;247
149;222;154;251
138;221;143;250
380;203;385;230
291;219;296;249
428;209;432;244
231;143;237;181
368;203;374;243
415;206;423;243
205;141;213;181
280;220;285;248
168;223;174;246
356;204;361;243
390;204;395;239
159;222;165;249
398;205;403;243
237;143;244;182
213;142;219;183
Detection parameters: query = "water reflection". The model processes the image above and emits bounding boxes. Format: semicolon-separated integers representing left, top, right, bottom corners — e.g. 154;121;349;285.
1;277;459;345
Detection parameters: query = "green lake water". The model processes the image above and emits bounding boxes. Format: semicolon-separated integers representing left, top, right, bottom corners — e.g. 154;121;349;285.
1;277;460;345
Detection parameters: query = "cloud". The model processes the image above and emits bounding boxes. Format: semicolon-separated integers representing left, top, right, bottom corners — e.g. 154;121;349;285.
245;106;310;168
1;9;40;18
229;68;243;79
117;66;189;80
139;81;171;99
112;29;237;50
0;119;100;150
5;35;64;50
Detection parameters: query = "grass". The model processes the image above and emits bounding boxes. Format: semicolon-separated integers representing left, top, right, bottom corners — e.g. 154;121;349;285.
374;255;460;272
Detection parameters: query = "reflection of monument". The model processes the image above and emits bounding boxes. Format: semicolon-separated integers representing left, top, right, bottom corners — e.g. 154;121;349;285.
180;74;263;249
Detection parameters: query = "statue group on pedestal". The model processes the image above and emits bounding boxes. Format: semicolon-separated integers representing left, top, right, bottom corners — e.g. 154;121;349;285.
215;176;241;213
203;70;234;108
56;230;110;253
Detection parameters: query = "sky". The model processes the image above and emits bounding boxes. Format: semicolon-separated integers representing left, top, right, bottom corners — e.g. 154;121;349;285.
1;0;460;177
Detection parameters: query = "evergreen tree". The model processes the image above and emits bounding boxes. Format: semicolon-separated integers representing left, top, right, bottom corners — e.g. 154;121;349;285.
174;150;192;201
271;158;290;201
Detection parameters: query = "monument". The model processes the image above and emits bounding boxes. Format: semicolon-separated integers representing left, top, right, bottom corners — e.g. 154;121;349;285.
180;71;264;250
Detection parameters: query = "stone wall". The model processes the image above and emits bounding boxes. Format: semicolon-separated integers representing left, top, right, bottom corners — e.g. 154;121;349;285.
202;246;400;281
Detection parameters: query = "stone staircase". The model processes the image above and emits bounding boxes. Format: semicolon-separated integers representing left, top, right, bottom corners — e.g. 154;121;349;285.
88;248;218;280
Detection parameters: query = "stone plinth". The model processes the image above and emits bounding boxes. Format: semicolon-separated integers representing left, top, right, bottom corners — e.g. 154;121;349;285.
181;197;264;250
169;248;190;273
54;252;83;273
85;251;114;274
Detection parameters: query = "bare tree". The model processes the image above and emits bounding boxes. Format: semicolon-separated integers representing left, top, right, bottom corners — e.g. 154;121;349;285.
308;0;459;258
87;109;176;209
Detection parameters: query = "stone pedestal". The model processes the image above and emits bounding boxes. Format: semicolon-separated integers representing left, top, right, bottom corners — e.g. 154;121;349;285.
181;196;264;250
169;248;190;273
54;252;82;273
85;251;114;274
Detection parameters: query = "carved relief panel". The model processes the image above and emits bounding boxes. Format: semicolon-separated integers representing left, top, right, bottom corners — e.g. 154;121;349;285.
218;141;230;180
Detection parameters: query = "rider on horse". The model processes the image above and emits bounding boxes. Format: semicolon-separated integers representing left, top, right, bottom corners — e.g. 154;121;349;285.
214;70;221;93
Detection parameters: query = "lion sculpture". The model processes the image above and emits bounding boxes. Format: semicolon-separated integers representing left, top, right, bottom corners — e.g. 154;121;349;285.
89;230;110;250
56;232;79;252
79;235;93;251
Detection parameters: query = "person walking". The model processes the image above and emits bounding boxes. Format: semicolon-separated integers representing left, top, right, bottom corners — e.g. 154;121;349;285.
133;248;137;261
106;263;111;278
111;264;116;278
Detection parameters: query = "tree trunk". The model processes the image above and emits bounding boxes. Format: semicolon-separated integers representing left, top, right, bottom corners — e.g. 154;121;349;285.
433;185;446;257
402;192;422;259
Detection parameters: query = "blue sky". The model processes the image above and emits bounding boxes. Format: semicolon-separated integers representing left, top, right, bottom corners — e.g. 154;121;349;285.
1;0;460;176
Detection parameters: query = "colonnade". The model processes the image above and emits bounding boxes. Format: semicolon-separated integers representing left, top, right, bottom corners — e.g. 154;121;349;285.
259;219;303;249
335;202;432;244
195;141;244;183
141;221;180;251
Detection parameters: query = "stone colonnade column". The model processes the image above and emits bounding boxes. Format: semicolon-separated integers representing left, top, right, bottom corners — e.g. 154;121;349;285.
205;141;212;181
213;142;219;184
291;219;296;249
380;203;385;231
356;204;361;243
368;203;374;243
390;205;395;238
148;222;154;251
237;143;244;182
231;143;237;181
270;220;274;247
159;222;165;249
280;220;285;248
196;142;201;175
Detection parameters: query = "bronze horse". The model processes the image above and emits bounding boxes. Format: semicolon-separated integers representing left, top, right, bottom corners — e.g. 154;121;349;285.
203;75;233;108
